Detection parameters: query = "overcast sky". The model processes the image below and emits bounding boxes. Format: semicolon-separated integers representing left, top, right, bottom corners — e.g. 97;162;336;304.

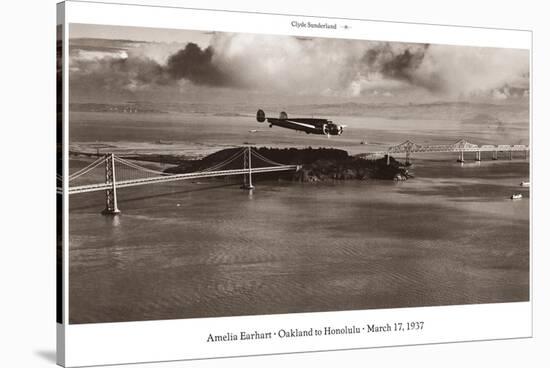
69;23;530;104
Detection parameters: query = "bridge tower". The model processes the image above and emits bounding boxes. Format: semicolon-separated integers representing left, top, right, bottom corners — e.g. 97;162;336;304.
102;153;121;215
241;147;255;190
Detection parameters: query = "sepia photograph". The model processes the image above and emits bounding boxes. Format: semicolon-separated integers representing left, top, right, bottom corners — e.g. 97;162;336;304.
66;23;530;324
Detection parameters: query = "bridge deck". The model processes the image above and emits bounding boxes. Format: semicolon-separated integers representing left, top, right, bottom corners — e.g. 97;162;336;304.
68;165;300;194
361;144;529;157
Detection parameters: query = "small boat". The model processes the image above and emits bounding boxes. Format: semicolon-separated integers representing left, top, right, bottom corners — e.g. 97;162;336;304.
520;181;530;187
511;193;523;200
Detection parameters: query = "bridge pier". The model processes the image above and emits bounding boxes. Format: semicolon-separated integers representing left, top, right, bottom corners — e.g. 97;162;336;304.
509;150;513;160
457;150;465;163
386;153;390;166
475;151;481;161
241;147;255;190
492;150;498;160
405;151;412;165
102;153;121;215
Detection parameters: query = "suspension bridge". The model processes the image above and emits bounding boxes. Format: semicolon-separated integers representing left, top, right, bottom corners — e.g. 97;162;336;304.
359;139;529;165
59;147;300;215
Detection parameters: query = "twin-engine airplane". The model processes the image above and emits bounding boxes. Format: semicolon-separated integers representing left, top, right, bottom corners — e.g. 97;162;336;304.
256;109;346;137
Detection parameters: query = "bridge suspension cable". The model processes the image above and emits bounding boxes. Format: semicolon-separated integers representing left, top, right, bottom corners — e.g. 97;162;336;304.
113;156;173;177
68;156;105;182
199;147;246;172
250;149;286;167
67;148;289;185
65;148;300;215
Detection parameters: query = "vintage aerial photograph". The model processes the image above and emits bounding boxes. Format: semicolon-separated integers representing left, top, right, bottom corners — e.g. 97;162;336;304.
67;23;530;324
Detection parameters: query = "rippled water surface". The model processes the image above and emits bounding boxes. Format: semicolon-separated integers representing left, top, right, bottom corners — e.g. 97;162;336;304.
69;158;529;324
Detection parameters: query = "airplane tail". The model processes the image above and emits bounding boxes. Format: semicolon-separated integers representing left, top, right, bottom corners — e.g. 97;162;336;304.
256;109;266;122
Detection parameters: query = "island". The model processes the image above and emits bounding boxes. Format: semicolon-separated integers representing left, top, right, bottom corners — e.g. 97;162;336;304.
164;147;411;182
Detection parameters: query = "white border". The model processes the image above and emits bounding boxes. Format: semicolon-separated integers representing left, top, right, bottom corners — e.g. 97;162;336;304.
62;1;533;367
66;302;531;367
57;2;69;366
64;0;531;49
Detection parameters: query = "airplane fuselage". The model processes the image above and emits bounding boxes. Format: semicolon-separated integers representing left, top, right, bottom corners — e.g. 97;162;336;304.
256;109;344;136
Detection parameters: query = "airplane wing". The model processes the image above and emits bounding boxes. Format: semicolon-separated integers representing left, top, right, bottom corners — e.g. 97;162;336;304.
283;119;318;129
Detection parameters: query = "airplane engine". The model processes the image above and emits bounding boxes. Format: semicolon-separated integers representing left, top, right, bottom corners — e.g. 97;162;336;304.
256;109;266;122
326;124;340;136
279;111;288;119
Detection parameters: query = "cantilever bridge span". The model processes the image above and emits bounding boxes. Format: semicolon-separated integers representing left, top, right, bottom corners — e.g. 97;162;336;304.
359;139;529;165
60;147;300;214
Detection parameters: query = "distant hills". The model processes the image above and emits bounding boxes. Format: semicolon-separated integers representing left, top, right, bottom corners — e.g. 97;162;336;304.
70;102;166;114
69;99;528;123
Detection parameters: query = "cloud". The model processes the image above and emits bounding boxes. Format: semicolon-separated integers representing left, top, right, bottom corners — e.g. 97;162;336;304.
361;43;429;83
205;33;365;94
165;43;235;87
69;54;169;93
412;45;529;97
69;33;530;101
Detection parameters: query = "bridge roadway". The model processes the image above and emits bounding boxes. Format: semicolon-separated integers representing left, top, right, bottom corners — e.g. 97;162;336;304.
361;140;529;156
357;139;529;165
68;165;300;195
388;145;529;154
